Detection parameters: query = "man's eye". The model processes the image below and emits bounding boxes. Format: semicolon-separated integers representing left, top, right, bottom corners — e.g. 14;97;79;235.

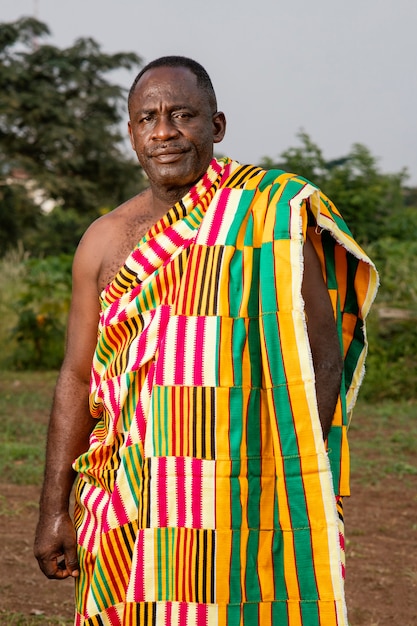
173;112;191;120
140;115;153;123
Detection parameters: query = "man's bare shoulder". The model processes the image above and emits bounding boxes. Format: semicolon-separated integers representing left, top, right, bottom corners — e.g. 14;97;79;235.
75;188;162;294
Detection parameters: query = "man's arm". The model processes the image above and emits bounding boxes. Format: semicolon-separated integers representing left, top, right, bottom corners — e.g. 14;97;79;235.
34;231;101;579
302;234;343;440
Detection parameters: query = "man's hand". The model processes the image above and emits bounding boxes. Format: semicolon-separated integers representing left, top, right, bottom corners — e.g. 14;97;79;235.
34;512;79;579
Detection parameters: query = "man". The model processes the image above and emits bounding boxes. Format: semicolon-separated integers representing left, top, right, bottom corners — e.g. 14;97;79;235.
34;56;378;626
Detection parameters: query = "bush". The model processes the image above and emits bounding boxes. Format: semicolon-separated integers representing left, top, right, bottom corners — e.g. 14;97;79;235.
23;206;98;257
10;255;72;370
360;238;417;401
361;311;417;401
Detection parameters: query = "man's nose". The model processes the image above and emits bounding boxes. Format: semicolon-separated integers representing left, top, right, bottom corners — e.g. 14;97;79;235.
152;115;179;140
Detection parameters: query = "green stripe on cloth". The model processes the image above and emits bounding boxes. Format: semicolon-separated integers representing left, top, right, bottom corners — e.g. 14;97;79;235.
245;530;262;601
224;190;256;246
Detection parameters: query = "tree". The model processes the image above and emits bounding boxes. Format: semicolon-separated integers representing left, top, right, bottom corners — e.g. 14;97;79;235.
260;131;408;244
0;17;146;254
0;181;40;252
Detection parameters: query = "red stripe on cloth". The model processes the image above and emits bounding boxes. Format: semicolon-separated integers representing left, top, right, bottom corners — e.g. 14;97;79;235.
106;604;122;625
189;246;203;314
100;537;126;604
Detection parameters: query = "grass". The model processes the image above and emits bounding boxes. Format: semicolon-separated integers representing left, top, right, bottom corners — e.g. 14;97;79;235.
0;612;72;626
348;399;417;486
0;371;57;485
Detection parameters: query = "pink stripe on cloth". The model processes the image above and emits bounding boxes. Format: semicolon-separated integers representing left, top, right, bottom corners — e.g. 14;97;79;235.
103;484;129;531
106;378;119;428
131;314;152;371
191;458;202;528
165;602;172;624
174;316;186;386
133;529;145;601
193;316;206;386
189;164;221;206
179;601;188;626
78;488;106;553
146;228;190;264
197;602;208;626
130;249;159;278
176;456;186;527
206;187;231;246
158;456;168;527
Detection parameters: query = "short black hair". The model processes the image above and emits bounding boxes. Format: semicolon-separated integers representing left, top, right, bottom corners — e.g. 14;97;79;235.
128;55;217;113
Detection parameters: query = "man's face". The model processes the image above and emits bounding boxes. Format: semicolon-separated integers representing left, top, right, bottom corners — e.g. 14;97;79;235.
128;66;226;194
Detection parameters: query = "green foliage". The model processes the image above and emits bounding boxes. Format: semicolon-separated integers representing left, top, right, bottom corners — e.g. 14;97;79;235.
264;131;329;183
384;204;417;242
28;206;97;256
10;255;72;369
0;246;28;366
367;238;417;306
360;238;417;402
0;181;41;251
0;16;145;256
260;131;408;244
362;311;417;402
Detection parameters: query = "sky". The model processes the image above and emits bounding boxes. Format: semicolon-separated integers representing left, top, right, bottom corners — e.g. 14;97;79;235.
2;0;417;184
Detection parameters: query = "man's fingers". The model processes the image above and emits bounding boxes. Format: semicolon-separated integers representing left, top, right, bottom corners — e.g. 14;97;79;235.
50;552;80;579
64;553;80;577
34;513;79;579
36;549;79;579
37;554;71;579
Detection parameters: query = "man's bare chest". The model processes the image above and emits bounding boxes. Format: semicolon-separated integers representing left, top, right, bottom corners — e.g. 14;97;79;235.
97;216;157;294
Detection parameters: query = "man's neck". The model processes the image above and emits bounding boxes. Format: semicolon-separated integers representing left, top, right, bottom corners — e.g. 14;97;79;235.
149;176;205;216
150;186;189;216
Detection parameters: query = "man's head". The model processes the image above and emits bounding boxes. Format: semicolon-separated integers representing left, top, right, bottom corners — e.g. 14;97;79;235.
128;56;226;200
128;56;218;116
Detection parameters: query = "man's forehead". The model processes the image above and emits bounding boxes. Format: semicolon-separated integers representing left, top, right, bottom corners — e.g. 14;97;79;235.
135;66;198;96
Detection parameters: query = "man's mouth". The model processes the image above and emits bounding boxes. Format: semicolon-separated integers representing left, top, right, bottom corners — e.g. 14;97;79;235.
152;152;184;163
150;146;187;163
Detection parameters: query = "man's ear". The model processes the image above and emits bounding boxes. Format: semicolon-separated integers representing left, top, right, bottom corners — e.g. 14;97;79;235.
127;121;135;150
212;111;226;144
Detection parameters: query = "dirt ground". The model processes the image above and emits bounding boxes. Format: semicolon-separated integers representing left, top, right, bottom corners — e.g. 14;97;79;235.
0;479;416;625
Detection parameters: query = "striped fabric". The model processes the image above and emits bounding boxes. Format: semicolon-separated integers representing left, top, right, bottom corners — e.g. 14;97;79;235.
72;158;378;625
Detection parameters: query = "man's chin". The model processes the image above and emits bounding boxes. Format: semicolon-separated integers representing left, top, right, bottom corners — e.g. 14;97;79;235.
147;160;204;191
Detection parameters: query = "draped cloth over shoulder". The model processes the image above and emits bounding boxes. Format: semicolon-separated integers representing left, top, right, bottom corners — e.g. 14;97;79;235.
73;158;378;626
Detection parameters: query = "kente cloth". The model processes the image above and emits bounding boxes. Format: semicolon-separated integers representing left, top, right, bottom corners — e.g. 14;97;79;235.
72;158;378;626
